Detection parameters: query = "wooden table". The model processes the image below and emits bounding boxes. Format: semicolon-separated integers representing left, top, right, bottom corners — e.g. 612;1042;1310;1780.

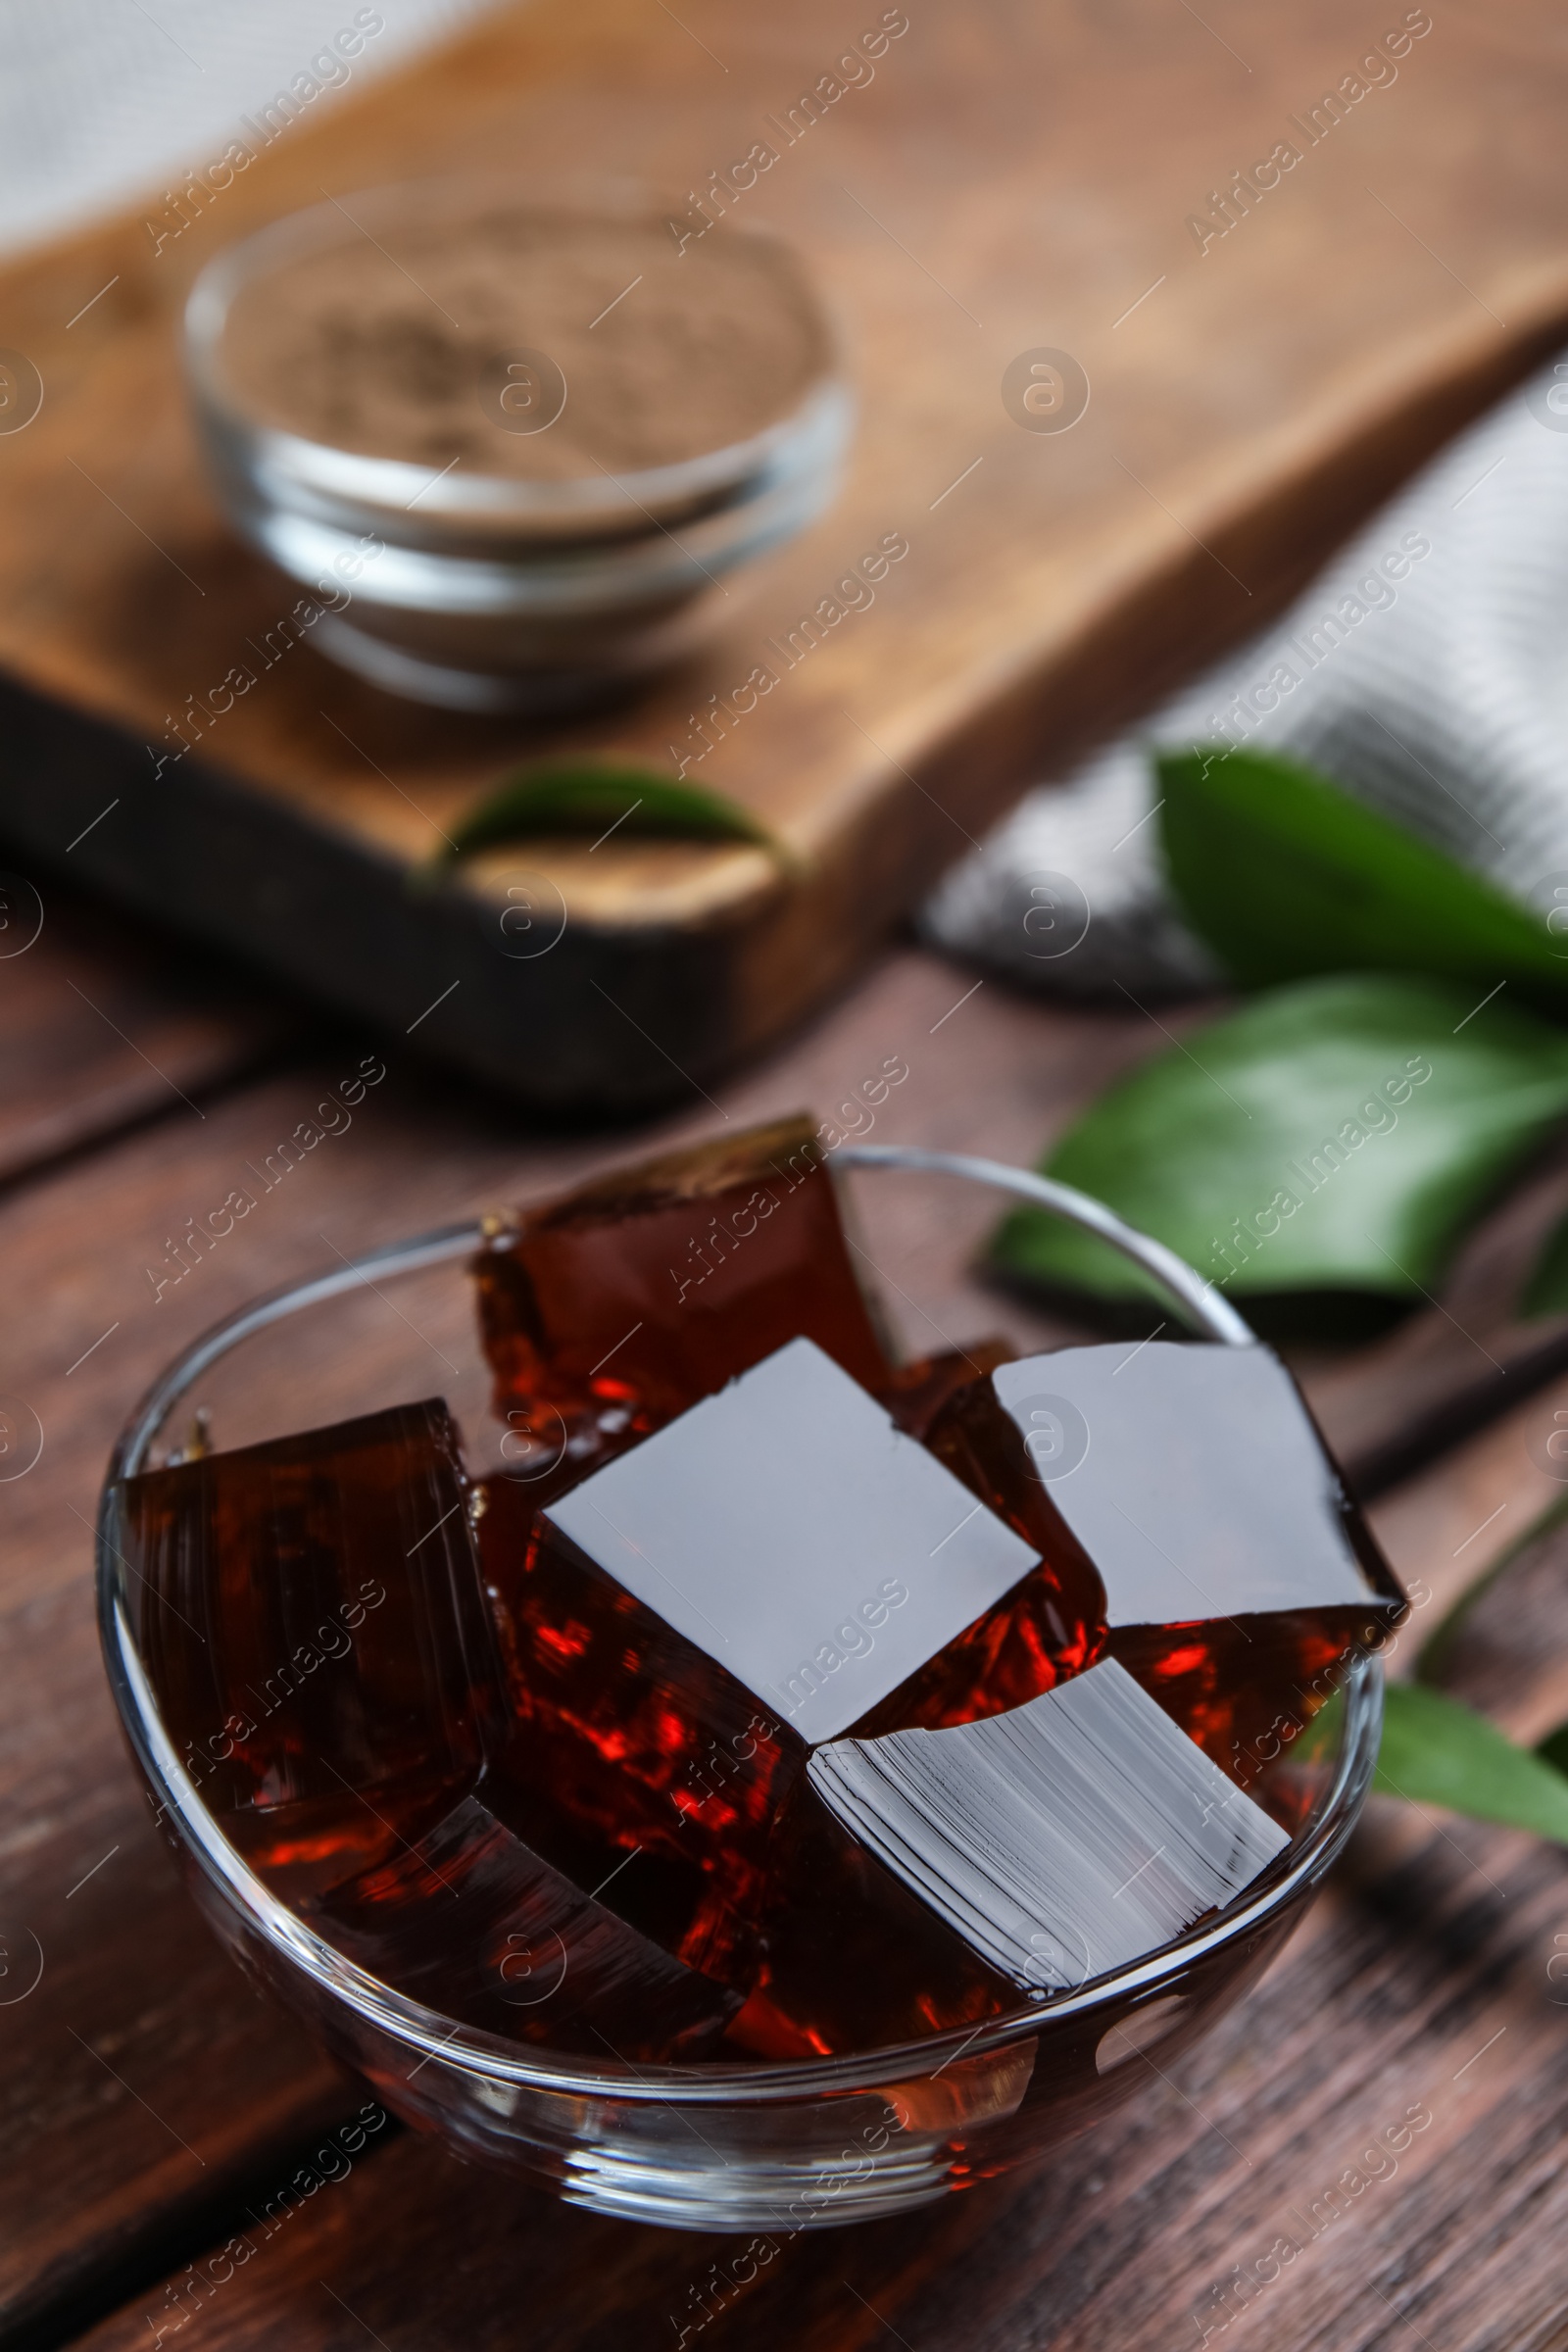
5;862;1568;2352
7;4;1568;2348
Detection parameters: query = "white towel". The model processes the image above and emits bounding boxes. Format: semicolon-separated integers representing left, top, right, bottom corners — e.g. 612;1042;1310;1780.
922;349;1568;998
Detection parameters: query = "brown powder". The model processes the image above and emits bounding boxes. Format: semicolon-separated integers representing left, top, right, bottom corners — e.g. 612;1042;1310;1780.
219;202;833;480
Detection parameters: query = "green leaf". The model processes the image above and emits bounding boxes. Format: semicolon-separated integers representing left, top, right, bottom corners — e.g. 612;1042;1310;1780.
1519;1206;1568;1318
431;761;796;869
1537;1720;1568;1777
1158;746;1568;1005
1375;1682;1568;1841
990;973;1568;1313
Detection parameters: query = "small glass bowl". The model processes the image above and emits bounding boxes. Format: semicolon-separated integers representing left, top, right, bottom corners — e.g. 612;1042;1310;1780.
96;1150;1381;2230
183;178;853;713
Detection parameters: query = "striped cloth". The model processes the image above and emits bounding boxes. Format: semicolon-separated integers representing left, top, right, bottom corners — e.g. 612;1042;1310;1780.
922;349;1568;997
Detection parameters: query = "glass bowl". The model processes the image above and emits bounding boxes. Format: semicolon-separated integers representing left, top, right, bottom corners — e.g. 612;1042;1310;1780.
183;177;853;712
96;1148;1382;2230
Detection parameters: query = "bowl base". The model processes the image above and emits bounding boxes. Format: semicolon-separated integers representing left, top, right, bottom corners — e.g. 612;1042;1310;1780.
314;612;646;715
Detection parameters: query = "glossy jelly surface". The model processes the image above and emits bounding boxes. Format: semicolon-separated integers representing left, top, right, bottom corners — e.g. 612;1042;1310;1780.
116;1123;1405;2065
112;1398;503;1904
926;1344;1405;1783
473;1113;894;1469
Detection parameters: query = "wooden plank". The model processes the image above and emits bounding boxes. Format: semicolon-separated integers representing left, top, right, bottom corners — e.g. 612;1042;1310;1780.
0;1573;356;2352
2;0;1566;1102
60;1402;1568;2352
0;865;285;1186
9;915;1568;2341
1278;1137;1568;1500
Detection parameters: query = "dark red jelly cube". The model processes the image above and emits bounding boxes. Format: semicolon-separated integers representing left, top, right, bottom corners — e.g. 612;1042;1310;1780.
922;1347;1407;1783
478;1474;798;1995
871;1368;1107;1734
1102;1606;1400;1789
301;1792;742;2062
877;1337;1015;1439
471;1114;895;1460
111;1398;503;1896
723;1783;1020;2059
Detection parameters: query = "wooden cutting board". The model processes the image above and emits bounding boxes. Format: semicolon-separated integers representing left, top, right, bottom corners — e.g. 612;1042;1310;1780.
0;0;1566;1108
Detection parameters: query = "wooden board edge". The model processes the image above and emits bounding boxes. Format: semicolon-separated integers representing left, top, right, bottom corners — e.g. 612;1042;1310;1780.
5;275;1566;1108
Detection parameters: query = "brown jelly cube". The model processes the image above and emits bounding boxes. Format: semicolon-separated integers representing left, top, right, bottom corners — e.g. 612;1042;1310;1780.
471;1114;894;1461
877;1337;1015;1439
472;1332;1084;2026
724;1784;1019;2059
923;1345;1407;1783
301;1793;741;2062
111;1399;503;1898
802;1660;1291;2027
477;1337;1046;2021
875;1368;1107;1735
480;1470;1032;2058
726;1649;1295;2061
1102;1607;1397;1790
478;1472;798;1996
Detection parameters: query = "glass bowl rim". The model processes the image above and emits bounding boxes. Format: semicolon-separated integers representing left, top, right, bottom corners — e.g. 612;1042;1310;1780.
182;172;853;531
96;1145;1384;2106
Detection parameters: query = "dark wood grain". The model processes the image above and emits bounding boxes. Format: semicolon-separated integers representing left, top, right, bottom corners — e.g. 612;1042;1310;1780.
0;1575;357;2351
2;0;1567;1101
6;954;1568;2340
1289;1138;1568;1501
0;868;285;1185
